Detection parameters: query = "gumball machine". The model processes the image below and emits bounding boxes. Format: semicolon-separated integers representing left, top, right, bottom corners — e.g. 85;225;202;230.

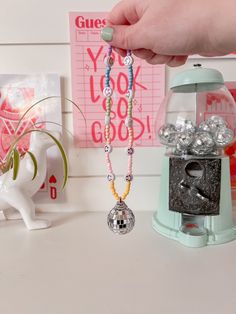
153;65;236;247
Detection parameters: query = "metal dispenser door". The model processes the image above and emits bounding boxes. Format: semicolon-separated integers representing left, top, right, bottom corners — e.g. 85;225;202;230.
169;157;221;215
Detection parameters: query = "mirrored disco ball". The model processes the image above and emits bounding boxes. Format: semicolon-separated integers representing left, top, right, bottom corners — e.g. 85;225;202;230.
107;200;135;235
206;115;227;132
198;121;211;132
176;131;194;148
158;124;177;146
191;131;215;155
176;119;195;133
214;128;234;147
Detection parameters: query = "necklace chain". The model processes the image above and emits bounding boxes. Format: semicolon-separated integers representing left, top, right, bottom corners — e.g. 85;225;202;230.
103;46;135;201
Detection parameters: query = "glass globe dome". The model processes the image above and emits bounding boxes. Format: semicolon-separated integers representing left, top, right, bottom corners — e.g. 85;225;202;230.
156;65;236;157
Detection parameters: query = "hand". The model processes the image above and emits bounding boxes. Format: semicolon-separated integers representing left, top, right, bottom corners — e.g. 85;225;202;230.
101;0;236;66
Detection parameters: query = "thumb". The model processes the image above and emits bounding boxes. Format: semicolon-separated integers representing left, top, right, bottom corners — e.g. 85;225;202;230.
101;24;144;50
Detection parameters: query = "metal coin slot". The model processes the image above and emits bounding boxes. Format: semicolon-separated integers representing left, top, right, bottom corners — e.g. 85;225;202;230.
185;161;203;178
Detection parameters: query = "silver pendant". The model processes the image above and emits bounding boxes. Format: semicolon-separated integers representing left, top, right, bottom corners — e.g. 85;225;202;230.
107;200;135;235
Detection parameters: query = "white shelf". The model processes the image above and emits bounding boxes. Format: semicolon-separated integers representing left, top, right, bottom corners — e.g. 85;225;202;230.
1;212;236;314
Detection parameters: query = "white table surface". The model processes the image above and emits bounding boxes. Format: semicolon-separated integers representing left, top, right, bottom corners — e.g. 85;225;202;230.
0;211;236;314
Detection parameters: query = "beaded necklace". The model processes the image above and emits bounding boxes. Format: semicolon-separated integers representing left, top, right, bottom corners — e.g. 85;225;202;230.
104;46;135;235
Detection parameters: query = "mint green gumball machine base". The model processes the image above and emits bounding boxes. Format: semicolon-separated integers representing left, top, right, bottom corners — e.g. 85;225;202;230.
152;156;236;248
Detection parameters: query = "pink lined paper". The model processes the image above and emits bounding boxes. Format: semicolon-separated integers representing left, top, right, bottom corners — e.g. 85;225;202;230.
70;12;165;147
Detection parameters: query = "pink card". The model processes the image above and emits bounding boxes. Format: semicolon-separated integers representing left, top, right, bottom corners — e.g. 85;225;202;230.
69;12;165;147
0;74;64;203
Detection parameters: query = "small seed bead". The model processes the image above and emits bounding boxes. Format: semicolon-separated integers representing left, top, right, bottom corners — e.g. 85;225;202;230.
122;182;131;200
110;181;119;201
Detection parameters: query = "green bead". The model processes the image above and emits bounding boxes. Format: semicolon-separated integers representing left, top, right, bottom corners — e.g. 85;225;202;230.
101;27;114;42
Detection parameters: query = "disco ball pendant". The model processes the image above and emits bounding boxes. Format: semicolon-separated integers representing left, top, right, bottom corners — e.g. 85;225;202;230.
107;200;135;235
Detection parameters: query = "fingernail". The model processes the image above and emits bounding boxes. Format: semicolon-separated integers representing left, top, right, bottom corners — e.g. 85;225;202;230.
101;27;113;42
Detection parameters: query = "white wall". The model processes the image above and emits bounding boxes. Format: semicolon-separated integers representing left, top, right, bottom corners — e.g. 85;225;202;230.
0;0;236;211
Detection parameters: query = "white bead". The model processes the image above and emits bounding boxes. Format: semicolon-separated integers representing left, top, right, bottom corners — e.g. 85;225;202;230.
124;55;134;66
103;87;113;97
104;56;114;67
126;89;134;99
125;117;133;128
104;144;112;153
107;173;115;181
105;116;111;125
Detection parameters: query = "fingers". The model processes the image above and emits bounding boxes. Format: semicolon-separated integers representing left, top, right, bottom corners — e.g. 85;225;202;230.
133;49;172;64
132;48;155;60
132;49;188;66
167;56;188;67
107;0;140;25
102;26;188;67
113;47;127;57
101;23;145;51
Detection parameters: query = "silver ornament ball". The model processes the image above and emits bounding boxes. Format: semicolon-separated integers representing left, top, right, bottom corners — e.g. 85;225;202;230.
107;200;135;235
176;131;194;148
191;131;215;155
214;128;234;147
176;119;195;133
206;115;227;132
198;121;211;132
158;124;177;146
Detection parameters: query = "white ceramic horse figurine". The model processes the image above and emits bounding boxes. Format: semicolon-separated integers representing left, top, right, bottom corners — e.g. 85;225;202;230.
0;131;60;230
